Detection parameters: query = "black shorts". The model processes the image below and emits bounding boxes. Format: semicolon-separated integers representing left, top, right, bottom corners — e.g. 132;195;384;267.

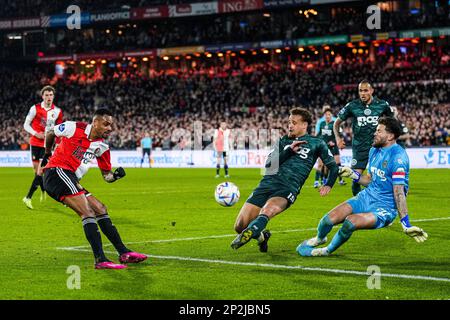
246;179;297;209
31;146;45;162
43;167;86;202
216;151;227;158
142;148;151;156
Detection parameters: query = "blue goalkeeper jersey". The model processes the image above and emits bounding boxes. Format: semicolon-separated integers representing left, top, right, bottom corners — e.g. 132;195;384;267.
361;143;409;210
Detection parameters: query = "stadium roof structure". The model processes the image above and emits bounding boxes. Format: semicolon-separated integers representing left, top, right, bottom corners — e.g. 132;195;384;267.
36;26;450;63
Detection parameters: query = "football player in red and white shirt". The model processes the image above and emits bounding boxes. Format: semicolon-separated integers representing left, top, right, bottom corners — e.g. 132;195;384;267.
41;108;147;269
213;121;232;178
22;86;63;209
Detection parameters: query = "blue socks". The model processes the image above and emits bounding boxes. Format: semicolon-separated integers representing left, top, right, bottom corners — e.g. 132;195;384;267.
327;219;356;253
247;214;269;239
317;214;333;240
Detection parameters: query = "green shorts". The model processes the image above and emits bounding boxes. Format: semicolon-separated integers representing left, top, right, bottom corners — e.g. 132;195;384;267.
246;179;297;209
351;149;369;170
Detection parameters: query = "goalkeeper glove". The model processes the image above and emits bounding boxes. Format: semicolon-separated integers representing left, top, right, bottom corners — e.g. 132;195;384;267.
113;167;126;180
338;166;361;182
400;215;428;243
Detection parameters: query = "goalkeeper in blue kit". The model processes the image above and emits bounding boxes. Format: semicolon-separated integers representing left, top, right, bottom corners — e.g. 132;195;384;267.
298;117;428;257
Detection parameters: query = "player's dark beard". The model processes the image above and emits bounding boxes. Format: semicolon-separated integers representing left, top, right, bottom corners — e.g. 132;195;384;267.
373;137;386;148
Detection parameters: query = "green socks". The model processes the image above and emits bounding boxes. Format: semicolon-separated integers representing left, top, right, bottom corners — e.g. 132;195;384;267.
247;214;269;239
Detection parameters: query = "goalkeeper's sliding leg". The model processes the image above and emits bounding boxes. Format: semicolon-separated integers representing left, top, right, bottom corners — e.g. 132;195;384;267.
297;199;396;256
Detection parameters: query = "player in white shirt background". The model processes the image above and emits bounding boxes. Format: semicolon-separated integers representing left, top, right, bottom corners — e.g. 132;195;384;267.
22;85;63;209
213;121;232;178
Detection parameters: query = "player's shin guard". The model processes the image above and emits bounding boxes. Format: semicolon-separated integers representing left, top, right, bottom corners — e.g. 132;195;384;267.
224;164;229;176
326;219;356;253
317;214;333;240
82;217;108;263
352;181;361;196
26;174;40;199
247;214;269;239
216;164;220;175
96;214;130;255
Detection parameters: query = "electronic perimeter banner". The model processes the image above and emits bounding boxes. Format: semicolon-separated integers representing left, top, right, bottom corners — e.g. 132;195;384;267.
1;148;450;169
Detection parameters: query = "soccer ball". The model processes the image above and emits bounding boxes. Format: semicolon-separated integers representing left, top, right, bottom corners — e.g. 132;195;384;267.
215;182;240;207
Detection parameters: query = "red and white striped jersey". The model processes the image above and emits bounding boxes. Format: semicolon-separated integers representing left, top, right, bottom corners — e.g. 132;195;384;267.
24;102;63;147
214;128;231;152
45;121;112;179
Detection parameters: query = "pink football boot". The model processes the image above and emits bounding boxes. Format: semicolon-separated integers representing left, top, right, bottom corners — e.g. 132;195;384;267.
95;261;128;269
119;252;148;264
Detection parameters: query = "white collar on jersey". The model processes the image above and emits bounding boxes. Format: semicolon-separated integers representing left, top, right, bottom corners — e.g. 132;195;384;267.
85;124;93;139
41;101;53;111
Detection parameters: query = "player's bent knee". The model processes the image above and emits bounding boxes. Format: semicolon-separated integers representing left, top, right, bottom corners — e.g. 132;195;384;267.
342;217;356;234
98;204;107;215
80;208;97;220
81;213;96;220
328;203;352;224
261;205;282;218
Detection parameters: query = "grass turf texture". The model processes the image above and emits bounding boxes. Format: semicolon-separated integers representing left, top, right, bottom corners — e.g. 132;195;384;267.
0;167;449;300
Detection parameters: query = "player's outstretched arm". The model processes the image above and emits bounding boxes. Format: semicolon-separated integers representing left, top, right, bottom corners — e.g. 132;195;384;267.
101;168;126;183
333;118;345;149
318;161;339;196
44;130;56;155
394;185;428;243
338;166;371;186
39;131;56;171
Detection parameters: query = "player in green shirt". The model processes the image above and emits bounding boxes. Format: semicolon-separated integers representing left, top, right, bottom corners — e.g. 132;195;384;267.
391;106;410;149
231;108;339;252
316;108;346;186
334;80;393;196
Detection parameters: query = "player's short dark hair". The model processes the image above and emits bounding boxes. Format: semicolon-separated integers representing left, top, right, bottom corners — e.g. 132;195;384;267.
323;108;333;115
378;117;402;139
93;108;113;118
40;85;55;96
290;107;312;126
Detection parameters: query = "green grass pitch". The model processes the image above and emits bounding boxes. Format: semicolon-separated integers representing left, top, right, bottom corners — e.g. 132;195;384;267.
0;167;449;300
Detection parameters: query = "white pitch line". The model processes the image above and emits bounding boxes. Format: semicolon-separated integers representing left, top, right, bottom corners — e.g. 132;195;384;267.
57;216;450;251
56;227;318;250
56;247;450;284
412;217;450;222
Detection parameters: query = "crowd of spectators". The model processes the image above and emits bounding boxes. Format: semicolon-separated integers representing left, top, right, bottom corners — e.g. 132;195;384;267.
40;6;450;55
0;52;449;151
1;1;448;57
